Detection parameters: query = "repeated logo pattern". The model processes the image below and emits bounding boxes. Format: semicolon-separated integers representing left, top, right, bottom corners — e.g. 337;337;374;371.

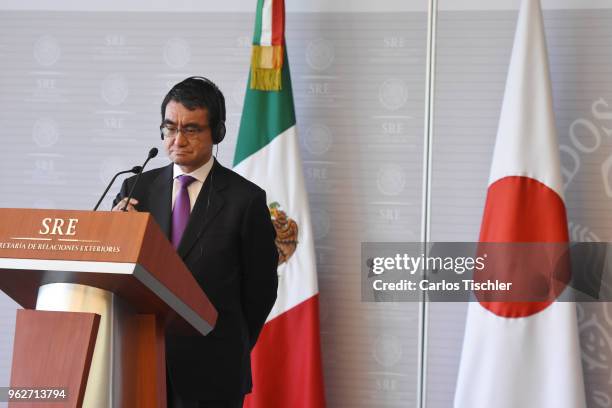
101;74;129;106
377;164;407;196
304;124;333;156
164;38;191;68
578;303;612;407
33;35;60;67
379;79;409;111
32;118;59;148
306;39;335;71
10;9;612;408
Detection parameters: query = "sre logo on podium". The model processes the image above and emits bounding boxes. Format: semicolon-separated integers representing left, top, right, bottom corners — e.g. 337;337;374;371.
39;218;79;236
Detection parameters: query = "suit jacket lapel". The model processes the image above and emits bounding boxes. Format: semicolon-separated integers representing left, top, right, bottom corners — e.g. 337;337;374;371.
177;159;228;259
148;164;173;239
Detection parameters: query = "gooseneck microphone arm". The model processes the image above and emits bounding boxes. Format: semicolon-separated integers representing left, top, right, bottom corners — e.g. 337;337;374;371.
93;165;142;211
121;147;159;211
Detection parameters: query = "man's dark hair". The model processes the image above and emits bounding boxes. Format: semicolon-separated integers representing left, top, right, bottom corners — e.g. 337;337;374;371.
160;77;226;128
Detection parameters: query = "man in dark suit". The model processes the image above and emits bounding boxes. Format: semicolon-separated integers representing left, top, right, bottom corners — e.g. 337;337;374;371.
112;77;279;408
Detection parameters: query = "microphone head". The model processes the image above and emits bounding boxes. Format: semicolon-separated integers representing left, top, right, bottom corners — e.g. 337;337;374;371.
148;147;159;159
131;166;143;174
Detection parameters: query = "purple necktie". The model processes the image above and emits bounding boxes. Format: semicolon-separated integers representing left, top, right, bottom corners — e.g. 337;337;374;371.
171;175;196;248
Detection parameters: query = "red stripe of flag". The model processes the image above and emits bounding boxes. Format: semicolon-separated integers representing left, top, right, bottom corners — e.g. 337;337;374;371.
271;0;285;46
245;295;326;408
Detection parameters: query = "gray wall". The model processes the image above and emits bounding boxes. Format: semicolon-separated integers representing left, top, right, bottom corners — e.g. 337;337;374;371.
2;3;612;408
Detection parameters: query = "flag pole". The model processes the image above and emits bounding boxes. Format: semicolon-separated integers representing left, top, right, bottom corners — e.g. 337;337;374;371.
418;0;439;407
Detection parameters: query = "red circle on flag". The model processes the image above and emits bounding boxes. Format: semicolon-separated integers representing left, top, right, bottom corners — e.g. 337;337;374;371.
477;176;570;318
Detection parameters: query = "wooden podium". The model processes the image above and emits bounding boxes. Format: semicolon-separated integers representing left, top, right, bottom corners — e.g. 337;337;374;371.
0;208;218;408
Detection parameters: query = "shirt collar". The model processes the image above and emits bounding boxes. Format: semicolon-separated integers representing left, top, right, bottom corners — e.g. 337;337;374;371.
172;157;214;183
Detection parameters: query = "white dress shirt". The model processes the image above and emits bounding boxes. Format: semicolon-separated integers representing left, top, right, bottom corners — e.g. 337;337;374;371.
171;157;214;211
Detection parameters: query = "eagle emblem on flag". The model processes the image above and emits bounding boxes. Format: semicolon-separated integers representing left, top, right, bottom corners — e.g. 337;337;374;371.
269;202;298;265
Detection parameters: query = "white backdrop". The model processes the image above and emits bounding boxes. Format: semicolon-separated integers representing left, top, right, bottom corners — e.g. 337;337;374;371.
0;3;426;408
1;1;612;407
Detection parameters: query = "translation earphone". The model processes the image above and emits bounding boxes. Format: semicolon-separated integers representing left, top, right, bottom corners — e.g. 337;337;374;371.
161;76;227;144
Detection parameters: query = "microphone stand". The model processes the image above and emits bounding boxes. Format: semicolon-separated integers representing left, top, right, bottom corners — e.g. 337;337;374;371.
93;166;142;211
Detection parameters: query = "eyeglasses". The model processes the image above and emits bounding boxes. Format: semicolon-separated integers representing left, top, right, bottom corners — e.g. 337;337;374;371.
160;124;209;140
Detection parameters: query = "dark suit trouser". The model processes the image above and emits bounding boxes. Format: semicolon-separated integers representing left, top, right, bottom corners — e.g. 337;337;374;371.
169;397;244;408
167;371;244;408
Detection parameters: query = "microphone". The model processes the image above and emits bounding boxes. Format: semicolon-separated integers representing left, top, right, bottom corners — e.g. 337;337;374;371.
93;165;142;211
121;148;159;211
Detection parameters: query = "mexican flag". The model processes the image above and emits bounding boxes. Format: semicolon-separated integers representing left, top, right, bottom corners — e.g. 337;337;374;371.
453;0;586;407
233;0;326;407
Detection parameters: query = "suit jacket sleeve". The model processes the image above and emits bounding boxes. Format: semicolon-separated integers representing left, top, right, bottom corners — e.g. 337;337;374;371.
240;189;279;349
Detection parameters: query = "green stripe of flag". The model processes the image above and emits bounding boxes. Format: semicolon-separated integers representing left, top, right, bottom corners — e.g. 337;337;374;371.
233;51;296;166
252;0;265;45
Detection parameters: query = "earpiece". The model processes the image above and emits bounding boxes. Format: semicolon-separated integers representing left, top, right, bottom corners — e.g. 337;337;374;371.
183;76;226;144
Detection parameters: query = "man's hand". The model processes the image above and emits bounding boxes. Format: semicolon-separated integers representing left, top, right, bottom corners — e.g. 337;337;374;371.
112;198;139;212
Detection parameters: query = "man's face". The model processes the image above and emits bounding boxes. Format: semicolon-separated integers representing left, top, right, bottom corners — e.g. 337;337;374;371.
162;100;213;173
